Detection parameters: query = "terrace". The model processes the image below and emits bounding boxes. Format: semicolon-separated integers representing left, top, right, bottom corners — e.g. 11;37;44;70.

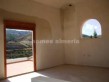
7;57;34;77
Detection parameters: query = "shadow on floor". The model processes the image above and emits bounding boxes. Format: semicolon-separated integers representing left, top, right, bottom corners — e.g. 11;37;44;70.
37;65;109;82
0;79;11;82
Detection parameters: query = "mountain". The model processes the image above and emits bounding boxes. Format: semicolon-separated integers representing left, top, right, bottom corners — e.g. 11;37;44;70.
6;29;32;50
6;29;31;42
19;34;32;47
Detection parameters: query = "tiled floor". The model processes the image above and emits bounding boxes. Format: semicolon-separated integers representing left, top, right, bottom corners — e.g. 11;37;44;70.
1;65;109;82
7;61;34;77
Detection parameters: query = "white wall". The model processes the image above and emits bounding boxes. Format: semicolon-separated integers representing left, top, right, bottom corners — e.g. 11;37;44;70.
0;0;64;79
0;0;109;79
63;0;109;67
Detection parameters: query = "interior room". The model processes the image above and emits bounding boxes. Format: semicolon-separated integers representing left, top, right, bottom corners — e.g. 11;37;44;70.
0;0;109;82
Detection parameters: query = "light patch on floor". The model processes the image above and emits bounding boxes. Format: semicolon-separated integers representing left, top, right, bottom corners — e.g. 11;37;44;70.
1;65;109;82
1;72;48;82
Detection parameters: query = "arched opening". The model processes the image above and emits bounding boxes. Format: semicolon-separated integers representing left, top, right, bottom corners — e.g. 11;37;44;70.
82;19;102;38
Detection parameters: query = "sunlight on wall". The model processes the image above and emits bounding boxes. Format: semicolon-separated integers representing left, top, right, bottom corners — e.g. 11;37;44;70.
82;19;102;38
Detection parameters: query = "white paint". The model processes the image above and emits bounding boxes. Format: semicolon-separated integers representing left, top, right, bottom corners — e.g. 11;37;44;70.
63;0;109;67
0;0;64;79
33;0;84;8
0;0;109;79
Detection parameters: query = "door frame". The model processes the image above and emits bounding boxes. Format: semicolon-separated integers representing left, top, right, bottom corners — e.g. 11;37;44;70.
4;20;36;78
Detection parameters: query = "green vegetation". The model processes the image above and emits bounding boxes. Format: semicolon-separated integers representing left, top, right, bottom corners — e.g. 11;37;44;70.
94;30;98;38
82;30;99;38
7;50;32;59
8;34;16;41
6;29;33;59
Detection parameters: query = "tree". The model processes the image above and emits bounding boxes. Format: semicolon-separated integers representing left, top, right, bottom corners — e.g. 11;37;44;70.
94;29;98;38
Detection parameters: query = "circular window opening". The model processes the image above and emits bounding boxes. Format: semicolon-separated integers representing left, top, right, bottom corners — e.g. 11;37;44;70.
82;19;102;38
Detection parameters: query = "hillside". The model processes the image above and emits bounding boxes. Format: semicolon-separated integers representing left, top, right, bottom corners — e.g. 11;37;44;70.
6;29;32;50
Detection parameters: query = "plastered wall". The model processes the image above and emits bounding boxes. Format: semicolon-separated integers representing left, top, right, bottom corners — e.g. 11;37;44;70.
0;0;109;79
0;0;64;79
63;0;109;67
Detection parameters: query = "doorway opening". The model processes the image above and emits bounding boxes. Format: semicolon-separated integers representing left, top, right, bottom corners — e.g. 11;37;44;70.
4;20;36;78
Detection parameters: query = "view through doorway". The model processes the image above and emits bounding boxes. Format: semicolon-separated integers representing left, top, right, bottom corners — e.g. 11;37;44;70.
4;20;36;78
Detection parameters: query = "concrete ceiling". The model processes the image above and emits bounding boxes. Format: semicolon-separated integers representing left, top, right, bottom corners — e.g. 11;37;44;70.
33;0;83;8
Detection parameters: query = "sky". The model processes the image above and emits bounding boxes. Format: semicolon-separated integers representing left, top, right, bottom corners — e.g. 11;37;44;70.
82;19;102;36
6;29;32;32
